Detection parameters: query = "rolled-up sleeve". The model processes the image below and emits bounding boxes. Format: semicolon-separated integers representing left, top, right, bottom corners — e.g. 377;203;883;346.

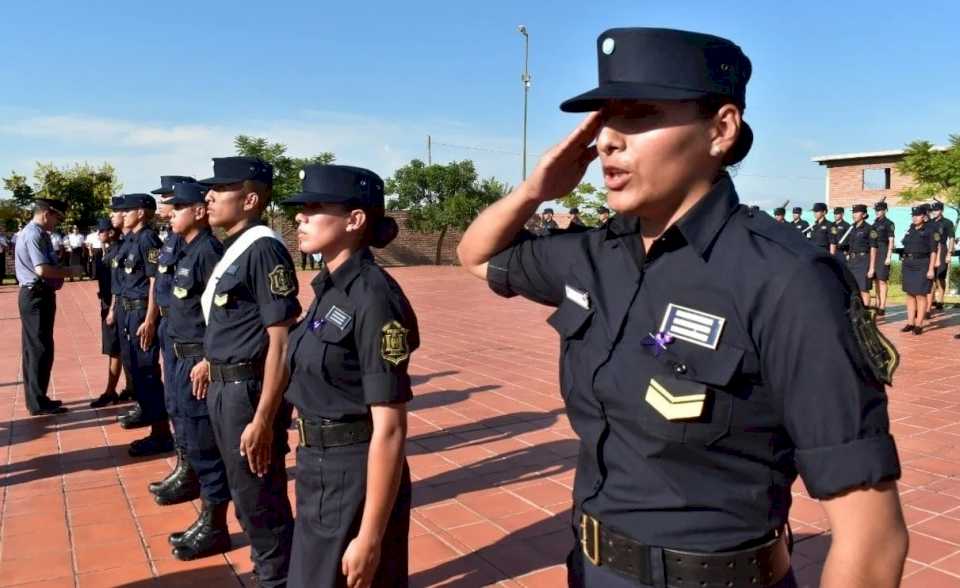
249;241;301;327
355;285;418;406
487;232;578;307
761;256;900;499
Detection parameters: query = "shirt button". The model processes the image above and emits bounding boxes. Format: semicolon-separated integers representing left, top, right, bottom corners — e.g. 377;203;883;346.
674;363;688;375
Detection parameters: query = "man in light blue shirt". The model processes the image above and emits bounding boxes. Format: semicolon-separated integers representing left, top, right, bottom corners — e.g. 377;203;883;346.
15;198;78;415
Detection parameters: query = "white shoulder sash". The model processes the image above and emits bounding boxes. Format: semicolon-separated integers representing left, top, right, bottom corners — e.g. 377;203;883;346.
202;225;283;323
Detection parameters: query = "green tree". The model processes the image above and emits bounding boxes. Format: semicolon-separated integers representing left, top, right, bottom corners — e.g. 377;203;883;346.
559;182;609;226
233;135;336;205
386;159;508;265
897;136;960;218
2;163;120;229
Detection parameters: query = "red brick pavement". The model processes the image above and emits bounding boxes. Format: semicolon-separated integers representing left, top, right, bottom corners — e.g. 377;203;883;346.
1;269;959;587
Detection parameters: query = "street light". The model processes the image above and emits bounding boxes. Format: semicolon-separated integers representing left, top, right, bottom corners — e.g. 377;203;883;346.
517;25;531;181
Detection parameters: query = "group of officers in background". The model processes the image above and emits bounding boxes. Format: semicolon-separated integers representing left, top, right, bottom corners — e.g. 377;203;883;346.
15;157;419;587
773;199;957;333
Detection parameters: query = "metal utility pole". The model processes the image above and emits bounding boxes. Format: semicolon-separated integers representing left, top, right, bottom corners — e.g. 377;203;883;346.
518;25;530;181
427;135;432;165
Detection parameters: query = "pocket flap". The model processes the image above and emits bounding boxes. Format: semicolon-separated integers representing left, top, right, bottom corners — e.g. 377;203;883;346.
547;300;594;338
674;343;744;387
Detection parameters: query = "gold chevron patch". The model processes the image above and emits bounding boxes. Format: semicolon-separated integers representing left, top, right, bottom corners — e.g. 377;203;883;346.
645;377;706;421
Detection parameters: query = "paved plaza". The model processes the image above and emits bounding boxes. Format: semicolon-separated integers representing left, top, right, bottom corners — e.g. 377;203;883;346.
1;267;960;587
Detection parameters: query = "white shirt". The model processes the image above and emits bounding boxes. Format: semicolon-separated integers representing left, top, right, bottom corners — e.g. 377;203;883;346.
50;233;64;250
85;232;102;249
67;232;84;248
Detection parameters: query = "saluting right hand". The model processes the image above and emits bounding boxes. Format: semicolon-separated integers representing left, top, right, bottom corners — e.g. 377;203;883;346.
523;111;603;203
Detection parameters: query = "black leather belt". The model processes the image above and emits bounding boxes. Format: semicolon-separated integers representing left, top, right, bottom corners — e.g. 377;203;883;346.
296;417;373;448
174;342;205;359
209;362;261;382
159;306;169;318
902;253;929;259
579;513;790;588
120;297;147;311
847;251;869;257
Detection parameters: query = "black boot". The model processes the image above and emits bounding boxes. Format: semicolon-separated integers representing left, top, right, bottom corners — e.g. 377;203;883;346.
129;424;175;457
168;510;205;547
149;447;185;494
172;501;231;561
90;391;120;408
119;405;153;429
117;388;135;402
154;460;201;505
118;404;143;426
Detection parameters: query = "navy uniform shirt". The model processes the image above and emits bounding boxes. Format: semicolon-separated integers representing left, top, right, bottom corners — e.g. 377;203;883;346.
14;221;63;289
831;218;852;251
168;230;223;344
790;218;809;233
808;217;832;249
873;217;895;251
154;233;182;310
487;174;900;552
204;223;301;365
932;216;955;262
847;221;878;254
286;249;419;421
97;241;119;308
902;223;938;255
109;234;127;302
118;227;161;299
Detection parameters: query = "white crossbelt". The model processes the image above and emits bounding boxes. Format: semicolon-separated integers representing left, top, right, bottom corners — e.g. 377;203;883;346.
201;224;282;324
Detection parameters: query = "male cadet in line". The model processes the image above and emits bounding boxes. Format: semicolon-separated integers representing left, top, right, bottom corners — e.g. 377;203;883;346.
15;198;78;415
773;206;786;223
115;193;175;457
566;207;589;233
790;206;809;234
808;202;833;251
830;206;852;259
928;201;955;313
539;207;560;235
873;199;896;317
196;156;298;587
161;181;233;560
595;205;611;230
146;176;201;505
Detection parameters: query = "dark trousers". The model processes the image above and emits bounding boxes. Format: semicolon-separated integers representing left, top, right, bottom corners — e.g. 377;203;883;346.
1;252;6;283
288;444;411;588
300;252;316;270
159;318;184;449
120;304;166;422
208;379;294;587
170;353;231;504
18;286;56;412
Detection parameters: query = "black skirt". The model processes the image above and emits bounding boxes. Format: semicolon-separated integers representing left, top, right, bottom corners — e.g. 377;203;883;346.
901;257;932;295
846;253;873;292
875;246;891;281
100;306;121;356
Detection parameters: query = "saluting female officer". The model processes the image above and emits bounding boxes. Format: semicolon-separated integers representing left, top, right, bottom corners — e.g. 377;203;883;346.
459;28;907;588
899;205;938;335
282;164;418;588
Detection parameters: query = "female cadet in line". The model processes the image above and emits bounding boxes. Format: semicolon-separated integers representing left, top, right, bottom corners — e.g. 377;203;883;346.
282;164;417;588
844;204;878;306
899;205;938;335
872;200;895;317
89;214;124;407
459;28;907;588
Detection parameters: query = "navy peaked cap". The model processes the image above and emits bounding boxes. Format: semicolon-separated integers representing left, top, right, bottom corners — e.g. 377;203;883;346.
151;175;197;195
282;165;384;208
199;157;273;186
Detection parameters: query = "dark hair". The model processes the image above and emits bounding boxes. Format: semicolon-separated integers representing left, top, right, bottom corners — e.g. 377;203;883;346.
696;95;753;167
363;208;399;249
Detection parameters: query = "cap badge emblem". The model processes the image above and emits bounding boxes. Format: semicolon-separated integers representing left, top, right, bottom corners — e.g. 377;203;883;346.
601;38;615;55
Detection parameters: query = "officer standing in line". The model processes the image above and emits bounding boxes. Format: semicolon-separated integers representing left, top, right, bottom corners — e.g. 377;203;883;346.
595;206;611;230
160;181;233;560
89;216;125;408
790;206;809;234
195;156;298;587
146;176;201;505
928;201;955;312
845;204;878;306
808;202;832;251
15;198;77;415
899;205;938;334
829;206;851;258
773;206;786;223
0;228;9;285
540;208;560;235
872;200;895;317
458;27;907;588
281;165;417;587
115;193;175;456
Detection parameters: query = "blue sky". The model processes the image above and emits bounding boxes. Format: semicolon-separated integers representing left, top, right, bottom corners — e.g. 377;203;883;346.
0;0;957;209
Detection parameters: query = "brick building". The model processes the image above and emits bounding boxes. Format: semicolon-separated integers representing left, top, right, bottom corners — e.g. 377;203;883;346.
810;149;917;210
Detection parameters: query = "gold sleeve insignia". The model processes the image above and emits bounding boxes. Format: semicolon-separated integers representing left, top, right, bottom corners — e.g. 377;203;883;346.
147;248;160;264
934;232;941;242
381;320;410;366
268;264;296;296
870;230;878;239
830;227;837;235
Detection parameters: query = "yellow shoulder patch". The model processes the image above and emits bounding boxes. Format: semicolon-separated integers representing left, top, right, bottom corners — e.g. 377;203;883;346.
870;230;878;239
147;248;160;264
268;264;296;296
381;320;410;366
934;232;942;242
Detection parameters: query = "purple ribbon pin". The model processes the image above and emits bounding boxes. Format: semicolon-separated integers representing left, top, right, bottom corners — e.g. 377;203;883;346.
643;331;674;357
310;318;326;332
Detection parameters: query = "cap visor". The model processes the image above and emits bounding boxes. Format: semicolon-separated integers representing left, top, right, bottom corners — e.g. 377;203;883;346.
149;187;173;195
560;83;708;112
281;192;359;207
197;176;246;187
165;196;204;206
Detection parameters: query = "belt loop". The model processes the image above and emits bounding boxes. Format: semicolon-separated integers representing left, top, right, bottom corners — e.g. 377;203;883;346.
649;546;667;588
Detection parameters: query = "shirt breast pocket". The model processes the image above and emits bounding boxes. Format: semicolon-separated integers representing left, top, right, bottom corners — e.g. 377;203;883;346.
173;273;196;300
317;325;361;389
547;299;596;400
212;275;246;314
639;343;743;445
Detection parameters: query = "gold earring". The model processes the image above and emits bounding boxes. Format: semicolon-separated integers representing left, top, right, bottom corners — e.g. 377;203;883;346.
710;145;721;157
